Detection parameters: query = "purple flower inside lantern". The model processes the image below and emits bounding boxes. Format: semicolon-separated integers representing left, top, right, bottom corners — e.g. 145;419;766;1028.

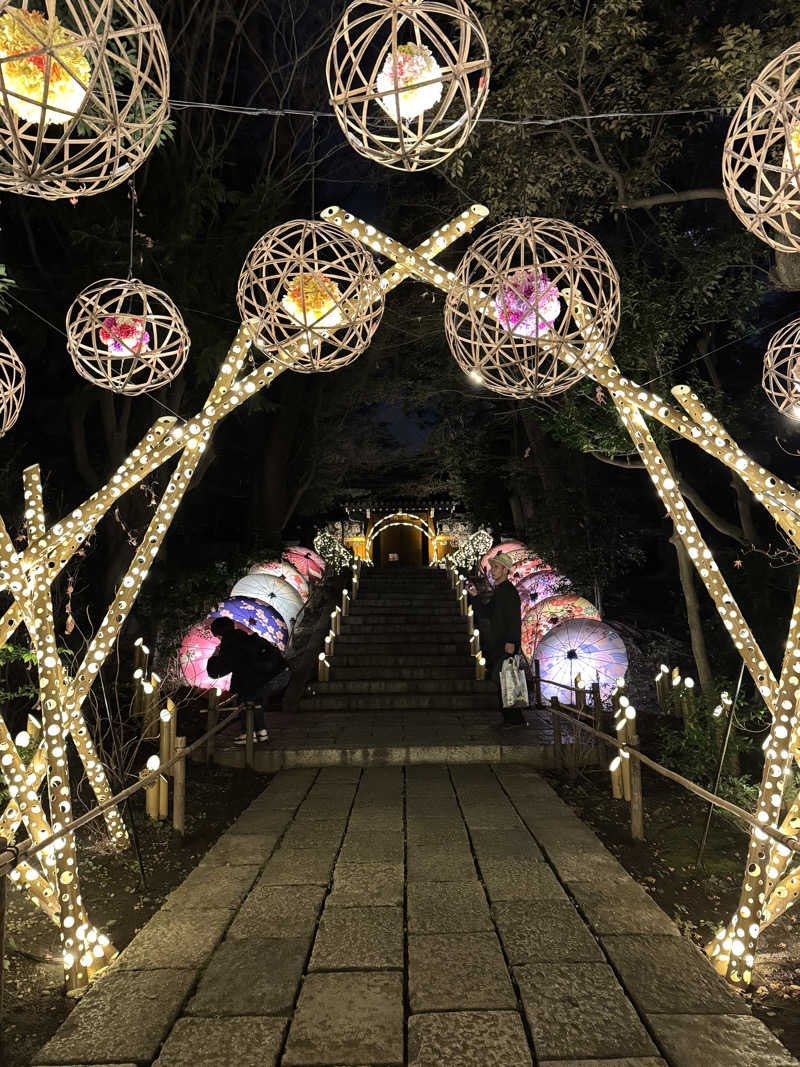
495;269;561;338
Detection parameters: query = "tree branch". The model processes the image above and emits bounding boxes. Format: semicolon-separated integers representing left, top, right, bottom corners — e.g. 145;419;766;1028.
617;188;726;210
590;452;645;470
678;477;747;546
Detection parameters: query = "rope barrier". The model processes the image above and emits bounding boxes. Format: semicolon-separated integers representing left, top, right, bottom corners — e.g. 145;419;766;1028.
541;694;800;857
0;707;240;879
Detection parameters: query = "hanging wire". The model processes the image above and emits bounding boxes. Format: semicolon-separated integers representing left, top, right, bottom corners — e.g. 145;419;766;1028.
127;177;137;280
310;114;318;220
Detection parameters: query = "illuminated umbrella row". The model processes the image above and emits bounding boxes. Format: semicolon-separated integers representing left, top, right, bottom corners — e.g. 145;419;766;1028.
178;547;326;690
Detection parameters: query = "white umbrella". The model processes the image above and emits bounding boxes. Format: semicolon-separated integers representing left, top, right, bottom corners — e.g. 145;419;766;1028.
230;573;304;631
249;559;309;601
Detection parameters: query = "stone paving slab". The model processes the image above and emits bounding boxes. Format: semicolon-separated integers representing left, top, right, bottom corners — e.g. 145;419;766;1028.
327;861;404;906
161;862;261;912
406;844;477;882
338;829;404;864
407;880;493;934
493;900;605;964
644;1012;800;1066
202;831;281;866
309;905;404;970
281;819;347;849
515;962;659;1061
603;934;749;1015
227;884;325;940
187;937;308;1016
408;931;517;1011
478;858;566;902
35;969;197;1064
539;1061;666;1066
114;907;232;970
470;828;544;861
407;1011;532;1066
570;880;680;936
258;849;336;885
282;972;404;1066
154;1016;287;1066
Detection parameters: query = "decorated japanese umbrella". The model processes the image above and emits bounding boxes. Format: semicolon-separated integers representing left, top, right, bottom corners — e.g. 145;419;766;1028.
282;546;325;583
230;573;304;631
178;621;230;691
521;594;601;658
480;540;524;575
249;560;309;601
516;569;569;609
209;596;289;652
535;618;628;703
509;558;552;586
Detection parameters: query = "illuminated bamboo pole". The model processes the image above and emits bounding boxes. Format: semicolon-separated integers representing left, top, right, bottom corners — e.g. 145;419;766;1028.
475;653;486;680
0;721;57;886
7;861;60;924
172;737;186;835
318;653;330;682
609;754;624;799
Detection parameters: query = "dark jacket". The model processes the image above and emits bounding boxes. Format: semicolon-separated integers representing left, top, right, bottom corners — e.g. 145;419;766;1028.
486;579;522;663
207;630;287;699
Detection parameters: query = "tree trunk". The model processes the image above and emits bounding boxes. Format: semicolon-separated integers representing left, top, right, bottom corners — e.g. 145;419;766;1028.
669;531;714;696
261;375;307;548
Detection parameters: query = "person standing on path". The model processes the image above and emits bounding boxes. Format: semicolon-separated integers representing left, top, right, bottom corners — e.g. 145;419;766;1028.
483;551;524;728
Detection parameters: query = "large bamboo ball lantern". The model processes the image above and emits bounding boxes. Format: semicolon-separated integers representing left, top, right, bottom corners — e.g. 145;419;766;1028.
66;277;190;395
444;217;620;399
722;43;800;253
0;0;170;199
0;332;24;436
763;317;800;417
327;0;490;172
236;219;384;373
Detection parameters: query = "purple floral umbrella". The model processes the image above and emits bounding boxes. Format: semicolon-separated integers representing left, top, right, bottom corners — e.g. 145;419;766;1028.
535;618;628;703
516;569;570;609
209;596;289;651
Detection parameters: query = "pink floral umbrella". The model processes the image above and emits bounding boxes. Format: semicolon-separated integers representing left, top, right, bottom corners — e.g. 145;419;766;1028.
282;546;325;582
178;620;230;691
516;569;570;609
521;594;601;659
249;559;309;601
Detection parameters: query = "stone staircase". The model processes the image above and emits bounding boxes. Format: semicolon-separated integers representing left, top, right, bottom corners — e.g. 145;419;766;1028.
299;567;498;714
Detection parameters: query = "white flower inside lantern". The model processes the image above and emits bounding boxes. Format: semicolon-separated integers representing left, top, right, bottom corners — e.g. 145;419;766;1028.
0;7;91;125
99;315;150;358
784;126;800;189
376;42;443;121
494;269;562;338
281;272;345;329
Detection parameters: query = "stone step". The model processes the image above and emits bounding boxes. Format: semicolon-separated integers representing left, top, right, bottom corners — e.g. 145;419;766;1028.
330;666;475;680
298;692;498;711
350;601;458;611
333;654;474;668
348;608;461;619
334;637;470;653
341;621;469;634
313;679;495;694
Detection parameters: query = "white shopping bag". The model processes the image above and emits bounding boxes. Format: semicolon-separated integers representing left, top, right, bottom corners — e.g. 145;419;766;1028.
499;655;529;708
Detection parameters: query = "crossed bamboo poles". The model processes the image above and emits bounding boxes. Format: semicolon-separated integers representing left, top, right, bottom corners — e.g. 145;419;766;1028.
328;206;800;984
0;204;488;993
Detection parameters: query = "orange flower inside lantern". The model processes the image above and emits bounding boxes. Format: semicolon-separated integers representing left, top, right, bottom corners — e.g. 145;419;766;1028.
376;42;443;121
0;7;91;125
281;271;345;329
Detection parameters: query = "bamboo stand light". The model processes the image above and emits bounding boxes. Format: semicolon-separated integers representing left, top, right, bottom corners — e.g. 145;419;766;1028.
763;317;800;416
0;334;25;437
66;278;190;395
722;42;800;253
0;0;169;199
236;220;384;375
327;0;490;172
443;217;620;399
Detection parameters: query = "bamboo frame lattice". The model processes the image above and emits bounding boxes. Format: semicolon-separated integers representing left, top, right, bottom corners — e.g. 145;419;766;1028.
0;204;486;993
236;220;385;374
0;330;25;434
327;0;490;172
723;41;800;253
763;316;800;416
0;0;170;200
66;278;190;396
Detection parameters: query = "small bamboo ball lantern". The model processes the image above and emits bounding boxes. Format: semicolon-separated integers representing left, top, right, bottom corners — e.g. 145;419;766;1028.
236;219;384;373
723;43;800;252
0;0;169;199
0;333;25;436
763;317;800;417
444;217;620;399
66;278;190;395
327;0;490;172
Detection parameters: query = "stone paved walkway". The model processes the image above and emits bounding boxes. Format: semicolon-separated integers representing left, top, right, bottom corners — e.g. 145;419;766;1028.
34;765;798;1067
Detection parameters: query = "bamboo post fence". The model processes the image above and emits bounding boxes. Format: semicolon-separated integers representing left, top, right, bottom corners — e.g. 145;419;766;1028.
173;738;186;836
318;653;330;682
206;689;219;765
245;707;255;771
550;698;563;771
474;653;486;680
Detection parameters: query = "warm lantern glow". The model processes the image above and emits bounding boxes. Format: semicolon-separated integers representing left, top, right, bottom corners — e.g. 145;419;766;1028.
281;272;344;329
99;315;150;357
0;8;91;125
376;42;443;120
494;269;562;338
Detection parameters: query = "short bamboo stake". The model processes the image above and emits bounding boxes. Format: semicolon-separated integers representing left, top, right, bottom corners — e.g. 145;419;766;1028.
325;631;335;658
157;773;168;819
475;654;486;680
331;608;341;636
550;697;563;770
533;660;543;708
143;769;159;820
318;653;330;682
159;710;172;773
628;724;644;841
172;737;186;835
466;605;474;633
245;706;255;771
591;681;602;730
575;674;586;713
470;628;481;656
206;688;218;765
341;589;350;616
609;754;624;799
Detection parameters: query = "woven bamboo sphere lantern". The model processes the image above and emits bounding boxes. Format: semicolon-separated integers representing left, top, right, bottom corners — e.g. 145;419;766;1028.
444;217;620;399
763;317;800;417
0;332;25;435
723;42;800;252
327;0;490;172
66;277;190;395
0;0;169;199
236;219;384;373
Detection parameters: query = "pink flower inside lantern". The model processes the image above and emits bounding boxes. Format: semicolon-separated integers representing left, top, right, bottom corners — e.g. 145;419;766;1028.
495;269;562;338
376;42;443;121
99;315;150;357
